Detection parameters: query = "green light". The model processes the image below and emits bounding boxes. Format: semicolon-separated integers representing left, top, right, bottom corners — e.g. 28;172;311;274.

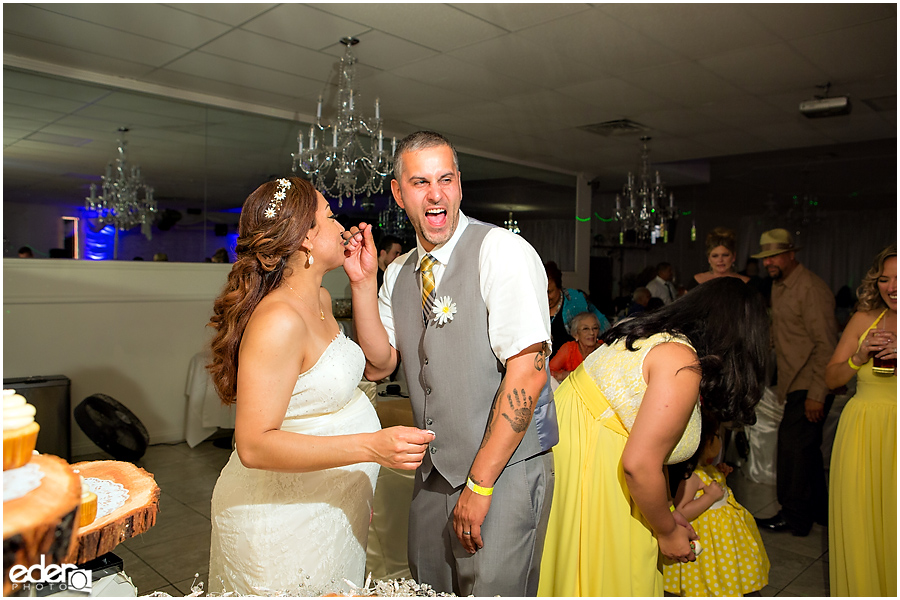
576;216;591;222
681;210;692;216
594;212;615;222
793;195;798;200
651;208;656;213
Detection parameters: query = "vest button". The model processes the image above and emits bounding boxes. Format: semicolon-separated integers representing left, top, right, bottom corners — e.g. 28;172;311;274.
426;387;431;395
430;446;437;454
424;358;429;365
426;417;434;426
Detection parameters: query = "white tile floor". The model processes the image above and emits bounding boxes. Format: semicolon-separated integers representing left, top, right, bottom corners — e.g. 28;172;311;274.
73;435;831;597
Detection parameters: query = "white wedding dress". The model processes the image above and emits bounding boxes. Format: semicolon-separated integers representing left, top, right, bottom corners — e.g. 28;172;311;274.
208;332;381;596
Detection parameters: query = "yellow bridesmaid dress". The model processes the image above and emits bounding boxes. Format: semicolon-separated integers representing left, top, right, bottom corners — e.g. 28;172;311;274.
538;333;701;597
829;309;897;596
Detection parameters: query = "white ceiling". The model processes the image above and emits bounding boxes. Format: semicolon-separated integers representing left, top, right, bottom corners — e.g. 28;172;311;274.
3;3;897;213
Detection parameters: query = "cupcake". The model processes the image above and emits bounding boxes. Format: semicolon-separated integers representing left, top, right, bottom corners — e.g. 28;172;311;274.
3;389;40;470
79;477;98;527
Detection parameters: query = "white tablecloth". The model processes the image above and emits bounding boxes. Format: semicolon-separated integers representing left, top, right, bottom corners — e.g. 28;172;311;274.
184;349;235;448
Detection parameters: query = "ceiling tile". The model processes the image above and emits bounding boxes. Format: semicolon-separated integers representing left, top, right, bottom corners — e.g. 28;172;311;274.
4;5;189;65
749;119;835;149
637;108;728;138
744;3;896;40
3;34;159;79
389;54;532;100
199;29;337;82
309;3;507;52
34;3;233;48
701;43;829;95
695;95;800;129
449;3;592;32
620;60;746;107
516;9;683;76
357;72;476;119
319;30;438;71
598;4;779;60
449;33;600;89
239;4;370;52
497;89;607;128
557;76;670;117
690;129;775;156
790;18;897;82
163;3;278;27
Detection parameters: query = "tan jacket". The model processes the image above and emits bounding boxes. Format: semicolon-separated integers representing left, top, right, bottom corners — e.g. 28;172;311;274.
770;263;838;403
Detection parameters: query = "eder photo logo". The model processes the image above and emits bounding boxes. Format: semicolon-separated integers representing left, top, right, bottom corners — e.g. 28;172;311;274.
8;555;92;594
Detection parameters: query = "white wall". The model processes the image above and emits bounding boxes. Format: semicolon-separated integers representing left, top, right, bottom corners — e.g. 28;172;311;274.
3;258;352;455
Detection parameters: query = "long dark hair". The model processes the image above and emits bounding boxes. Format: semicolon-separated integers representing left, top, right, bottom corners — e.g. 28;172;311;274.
207;177;319;405
601;277;768;425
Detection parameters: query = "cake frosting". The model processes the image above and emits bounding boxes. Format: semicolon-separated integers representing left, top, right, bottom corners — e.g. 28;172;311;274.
3;389;36;430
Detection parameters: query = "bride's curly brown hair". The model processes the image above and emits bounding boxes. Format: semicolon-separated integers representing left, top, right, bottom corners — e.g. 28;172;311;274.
856;244;897;312
207;177;319;405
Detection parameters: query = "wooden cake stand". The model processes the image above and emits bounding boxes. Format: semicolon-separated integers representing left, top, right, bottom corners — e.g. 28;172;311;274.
66;460;160;565
3;454;81;596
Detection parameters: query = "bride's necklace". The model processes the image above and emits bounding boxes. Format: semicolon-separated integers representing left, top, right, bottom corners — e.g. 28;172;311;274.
283;281;325;321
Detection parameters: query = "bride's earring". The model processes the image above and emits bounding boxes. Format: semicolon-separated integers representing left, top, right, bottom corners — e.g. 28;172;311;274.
306;252;314;268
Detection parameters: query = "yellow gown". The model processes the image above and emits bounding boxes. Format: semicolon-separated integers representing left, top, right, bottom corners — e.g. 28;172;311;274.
829;309;897;596
538;333;701;597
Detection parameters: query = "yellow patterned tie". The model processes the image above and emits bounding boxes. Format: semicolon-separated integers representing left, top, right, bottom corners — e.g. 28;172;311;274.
421;254;437;322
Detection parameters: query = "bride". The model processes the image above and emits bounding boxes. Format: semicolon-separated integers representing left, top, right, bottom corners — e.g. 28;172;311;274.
206;177;434;595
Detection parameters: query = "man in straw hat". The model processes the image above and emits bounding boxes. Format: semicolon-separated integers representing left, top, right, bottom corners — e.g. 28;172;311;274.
752;228;838;537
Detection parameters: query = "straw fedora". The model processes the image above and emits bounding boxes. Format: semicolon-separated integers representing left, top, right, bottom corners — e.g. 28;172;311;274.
751;228;801;259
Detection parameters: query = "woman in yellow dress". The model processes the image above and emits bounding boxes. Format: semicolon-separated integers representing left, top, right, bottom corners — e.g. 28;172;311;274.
538;278;769;596
825;244;896;597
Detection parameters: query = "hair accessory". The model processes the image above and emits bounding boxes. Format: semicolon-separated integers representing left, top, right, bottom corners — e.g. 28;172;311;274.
264;178;291;219
466;477;493;497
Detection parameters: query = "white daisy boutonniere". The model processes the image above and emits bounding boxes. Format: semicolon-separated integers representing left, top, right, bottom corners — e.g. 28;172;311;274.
431;296;457;326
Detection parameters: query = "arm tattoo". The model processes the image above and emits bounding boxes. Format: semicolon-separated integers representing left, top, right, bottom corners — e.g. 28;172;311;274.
501;388;534;433
479;385;504;450
534;343;548;372
467;471;486;486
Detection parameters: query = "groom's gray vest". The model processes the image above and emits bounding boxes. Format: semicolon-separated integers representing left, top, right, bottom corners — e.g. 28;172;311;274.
392;221;556;488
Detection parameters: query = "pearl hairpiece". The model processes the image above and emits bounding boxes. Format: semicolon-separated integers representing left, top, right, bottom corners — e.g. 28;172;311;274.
264;178;291;219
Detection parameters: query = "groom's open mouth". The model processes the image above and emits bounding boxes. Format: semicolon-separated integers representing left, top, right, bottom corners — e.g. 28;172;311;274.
425;207;447;228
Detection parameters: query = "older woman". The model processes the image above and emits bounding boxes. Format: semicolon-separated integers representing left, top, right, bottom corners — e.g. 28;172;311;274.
825;244;896;597
545;260;610;358
692;227;750;287
538;278;768;596
550;312;602;382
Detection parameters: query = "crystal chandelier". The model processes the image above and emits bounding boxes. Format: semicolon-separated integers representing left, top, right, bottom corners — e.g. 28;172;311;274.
85;127;157;259
292;37;394;207
504;211;521;234
378;201;412;240
615;136;678;244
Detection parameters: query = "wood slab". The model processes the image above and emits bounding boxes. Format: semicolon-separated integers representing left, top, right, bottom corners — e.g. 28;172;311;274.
66;460;160;565
3;453;81;596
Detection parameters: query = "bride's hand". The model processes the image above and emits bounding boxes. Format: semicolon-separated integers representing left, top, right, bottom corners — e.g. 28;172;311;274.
369;426;435;470
342;222;378;284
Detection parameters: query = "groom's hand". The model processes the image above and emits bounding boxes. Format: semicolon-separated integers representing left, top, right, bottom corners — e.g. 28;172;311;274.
453;487;491;553
342;222;378;284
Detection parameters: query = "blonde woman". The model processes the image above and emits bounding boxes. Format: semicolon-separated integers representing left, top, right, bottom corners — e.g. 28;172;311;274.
692;227;750;287
825;244;896;597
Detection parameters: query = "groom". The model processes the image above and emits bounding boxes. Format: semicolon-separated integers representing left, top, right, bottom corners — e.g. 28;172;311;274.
344;131;556;596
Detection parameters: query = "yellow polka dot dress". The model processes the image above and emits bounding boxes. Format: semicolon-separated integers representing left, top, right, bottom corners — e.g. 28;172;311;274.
663;465;770;596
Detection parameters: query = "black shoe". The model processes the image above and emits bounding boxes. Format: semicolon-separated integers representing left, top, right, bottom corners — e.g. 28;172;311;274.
755;513;792;532
755;513;810;536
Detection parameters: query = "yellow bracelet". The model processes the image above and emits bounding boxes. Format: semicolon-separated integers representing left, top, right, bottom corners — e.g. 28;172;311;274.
848;356;863;371
669;504;676;512
466;477;493;496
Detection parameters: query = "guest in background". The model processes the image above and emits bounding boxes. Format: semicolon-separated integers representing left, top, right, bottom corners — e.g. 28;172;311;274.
691;228;750;288
646;297;665;313
545;260;610;359
824;244;896;597
538;278;769;596
752;228;837;537
17;246;33;258
646;262;678;304
376;234;403;290
628;286;651;316
211;247;229;263
550;312;602;383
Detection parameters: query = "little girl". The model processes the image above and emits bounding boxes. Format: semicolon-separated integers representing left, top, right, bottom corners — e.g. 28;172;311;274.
664;412;770;596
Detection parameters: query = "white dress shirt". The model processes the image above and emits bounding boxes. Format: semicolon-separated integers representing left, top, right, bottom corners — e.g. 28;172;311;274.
646;275;676;304
378;211;551;365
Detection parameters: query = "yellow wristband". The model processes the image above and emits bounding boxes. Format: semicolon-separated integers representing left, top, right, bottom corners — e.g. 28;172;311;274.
466;477;493;496
669;504;676;512
848;356;863;371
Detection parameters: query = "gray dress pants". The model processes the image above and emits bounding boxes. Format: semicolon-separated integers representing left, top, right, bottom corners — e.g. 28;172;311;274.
408;451;554;596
